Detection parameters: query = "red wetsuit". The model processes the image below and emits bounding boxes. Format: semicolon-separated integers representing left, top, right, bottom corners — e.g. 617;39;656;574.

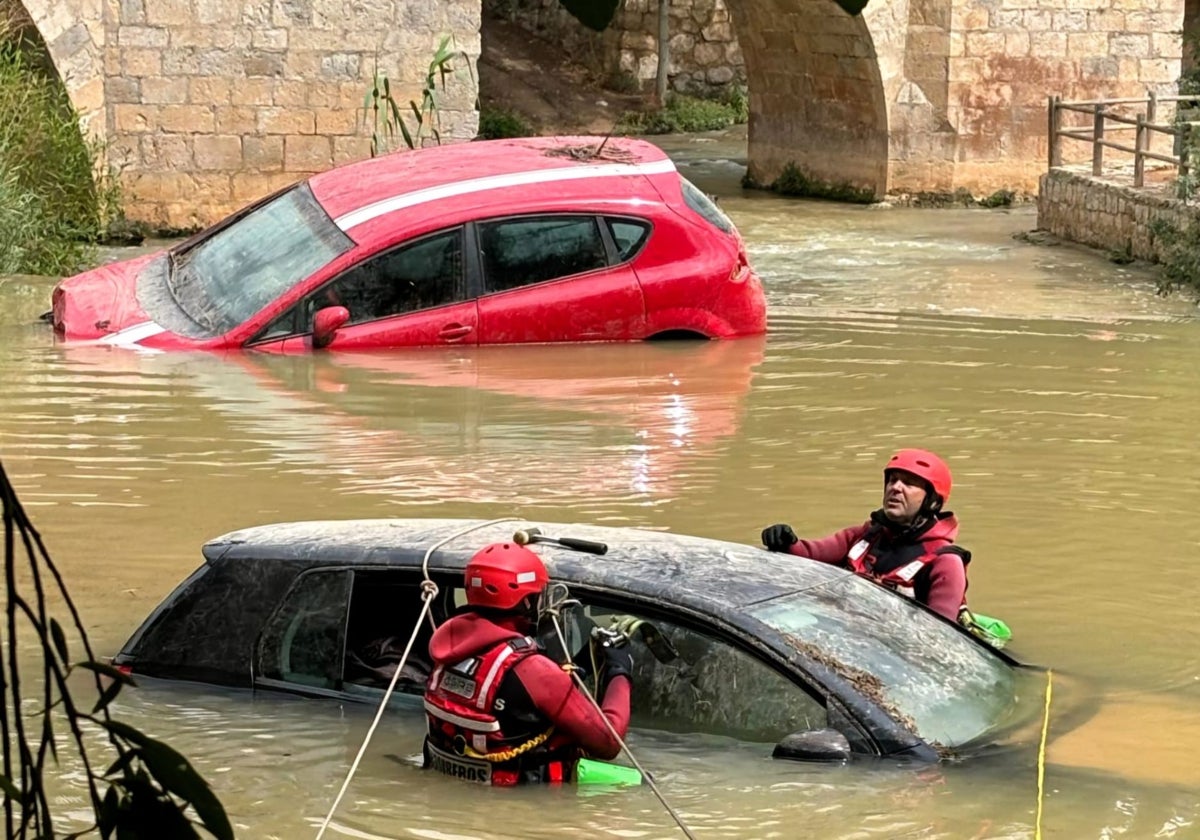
423;611;630;785
785;510;968;621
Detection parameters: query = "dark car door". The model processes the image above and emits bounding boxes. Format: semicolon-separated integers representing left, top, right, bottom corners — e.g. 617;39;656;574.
474;215;646;343
250;227;478;350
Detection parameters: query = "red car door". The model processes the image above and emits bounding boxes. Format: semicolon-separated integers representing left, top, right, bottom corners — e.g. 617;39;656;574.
323;300;479;349
474;215;646;344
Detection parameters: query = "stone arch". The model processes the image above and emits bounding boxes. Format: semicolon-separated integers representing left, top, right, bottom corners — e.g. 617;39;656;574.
731;0;890;198
12;0;106;142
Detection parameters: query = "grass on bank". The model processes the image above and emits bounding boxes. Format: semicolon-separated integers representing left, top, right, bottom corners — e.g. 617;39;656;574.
617;88;748;135
0;31;121;276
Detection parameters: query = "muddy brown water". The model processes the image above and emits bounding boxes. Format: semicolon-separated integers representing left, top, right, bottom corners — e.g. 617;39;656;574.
1;134;1198;838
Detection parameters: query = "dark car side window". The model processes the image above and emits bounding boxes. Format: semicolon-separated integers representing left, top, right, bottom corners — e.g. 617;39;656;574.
605;218;651;262
256;569;352;689
479;215;608;293
574;604;827;744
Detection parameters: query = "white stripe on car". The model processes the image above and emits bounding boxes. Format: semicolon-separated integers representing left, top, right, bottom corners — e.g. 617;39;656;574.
97;321;168;348
334;158;678;231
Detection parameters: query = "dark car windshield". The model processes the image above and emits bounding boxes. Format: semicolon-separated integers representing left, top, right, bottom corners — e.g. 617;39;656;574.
167;184;353;336
749;575;1027;748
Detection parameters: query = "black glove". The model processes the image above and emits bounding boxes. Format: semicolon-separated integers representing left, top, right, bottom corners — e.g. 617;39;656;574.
762;523;798;552
598;640;633;693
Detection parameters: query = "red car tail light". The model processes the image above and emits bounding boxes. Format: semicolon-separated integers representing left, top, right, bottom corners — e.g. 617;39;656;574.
728;248;751;284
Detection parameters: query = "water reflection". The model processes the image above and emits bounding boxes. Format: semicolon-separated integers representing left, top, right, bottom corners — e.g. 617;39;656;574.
39;338;763;509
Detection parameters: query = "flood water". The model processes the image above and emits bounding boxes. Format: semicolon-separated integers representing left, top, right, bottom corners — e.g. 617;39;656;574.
1;133;1199;839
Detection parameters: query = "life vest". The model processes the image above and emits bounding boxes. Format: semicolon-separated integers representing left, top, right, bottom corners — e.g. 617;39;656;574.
844;526;971;605
423;635;565;785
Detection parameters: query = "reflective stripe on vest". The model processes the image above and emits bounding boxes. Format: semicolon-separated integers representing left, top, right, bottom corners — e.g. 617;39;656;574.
425;636;538;762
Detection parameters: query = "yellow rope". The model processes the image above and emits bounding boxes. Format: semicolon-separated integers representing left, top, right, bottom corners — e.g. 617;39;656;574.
1035;668;1053;840
464;727;554;762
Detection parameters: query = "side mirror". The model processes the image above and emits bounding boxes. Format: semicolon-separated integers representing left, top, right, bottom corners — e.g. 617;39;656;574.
312;306;350;350
772;728;853;763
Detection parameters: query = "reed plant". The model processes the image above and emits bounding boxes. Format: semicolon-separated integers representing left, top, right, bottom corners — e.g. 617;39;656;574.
362;35;471;156
0;459;233;839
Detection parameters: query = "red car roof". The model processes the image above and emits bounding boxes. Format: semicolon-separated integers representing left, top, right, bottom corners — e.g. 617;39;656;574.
308;136;676;225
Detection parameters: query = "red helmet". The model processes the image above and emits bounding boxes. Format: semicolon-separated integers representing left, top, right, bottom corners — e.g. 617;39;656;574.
885;449;952;504
464;542;548;610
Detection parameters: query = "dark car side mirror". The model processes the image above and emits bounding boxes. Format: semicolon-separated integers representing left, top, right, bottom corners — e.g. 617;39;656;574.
772;728;853;763
312;306;350;350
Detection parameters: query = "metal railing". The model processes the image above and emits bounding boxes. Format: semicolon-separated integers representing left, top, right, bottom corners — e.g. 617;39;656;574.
1047;92;1199;187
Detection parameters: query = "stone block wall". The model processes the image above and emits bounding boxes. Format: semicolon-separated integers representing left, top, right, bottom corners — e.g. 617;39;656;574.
1037;169;1193;261
934;0;1184;194
744;0;889;198
500;0;745;95
101;0;480;230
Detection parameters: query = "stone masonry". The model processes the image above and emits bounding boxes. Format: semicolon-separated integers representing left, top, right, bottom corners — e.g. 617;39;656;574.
20;0;1193;223
501;0;746;96
21;0;479;230
1038;168;1194;262
502;0;1186;200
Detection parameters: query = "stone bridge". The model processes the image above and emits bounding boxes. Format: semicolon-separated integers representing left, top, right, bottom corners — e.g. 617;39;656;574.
19;0;1186;228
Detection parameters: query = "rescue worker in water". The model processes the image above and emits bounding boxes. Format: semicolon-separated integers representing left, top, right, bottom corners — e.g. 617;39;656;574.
761;448;971;622
423;541;633;785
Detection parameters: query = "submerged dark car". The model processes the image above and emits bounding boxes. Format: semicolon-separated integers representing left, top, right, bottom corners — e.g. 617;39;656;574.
115;518;1047;762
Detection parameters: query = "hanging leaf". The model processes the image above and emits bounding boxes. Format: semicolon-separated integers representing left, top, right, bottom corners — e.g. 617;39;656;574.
50;618;69;663
77;660;136;686
104;750;138;779
95;784;121;837
0;773;21;802
129;735;233;840
92;679;124;714
557;0;620;31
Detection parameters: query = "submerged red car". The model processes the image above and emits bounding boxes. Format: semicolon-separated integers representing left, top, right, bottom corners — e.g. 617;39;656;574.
51;137;766;351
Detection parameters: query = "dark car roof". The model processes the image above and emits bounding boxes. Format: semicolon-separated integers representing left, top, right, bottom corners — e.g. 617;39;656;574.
202;517;846;616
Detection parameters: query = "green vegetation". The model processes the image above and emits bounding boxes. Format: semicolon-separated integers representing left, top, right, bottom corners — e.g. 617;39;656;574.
979;188;1016;208
1148;216;1200;298
749;161;876;204
362;35;470;156
618;89;748;135
1149;29;1200;297
0;34;121;276
478;106;532;139
1;460;232;839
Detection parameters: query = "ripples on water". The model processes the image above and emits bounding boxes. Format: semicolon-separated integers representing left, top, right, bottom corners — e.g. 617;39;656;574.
3;138;1200;837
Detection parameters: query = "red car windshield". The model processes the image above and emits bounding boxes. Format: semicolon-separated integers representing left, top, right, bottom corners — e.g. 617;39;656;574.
167;184;353;336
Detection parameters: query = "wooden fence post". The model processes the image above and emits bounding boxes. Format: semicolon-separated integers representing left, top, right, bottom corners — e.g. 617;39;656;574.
1048;95;1062;168
1134;114;1146;187
1182;122;1192;181
1092;103;1105;175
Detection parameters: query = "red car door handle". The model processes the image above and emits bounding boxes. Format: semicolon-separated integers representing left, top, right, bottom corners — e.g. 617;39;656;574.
438;324;473;340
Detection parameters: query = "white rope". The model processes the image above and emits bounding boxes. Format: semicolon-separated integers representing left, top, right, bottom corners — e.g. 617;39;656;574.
314;517;521;839
547;611;698;840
